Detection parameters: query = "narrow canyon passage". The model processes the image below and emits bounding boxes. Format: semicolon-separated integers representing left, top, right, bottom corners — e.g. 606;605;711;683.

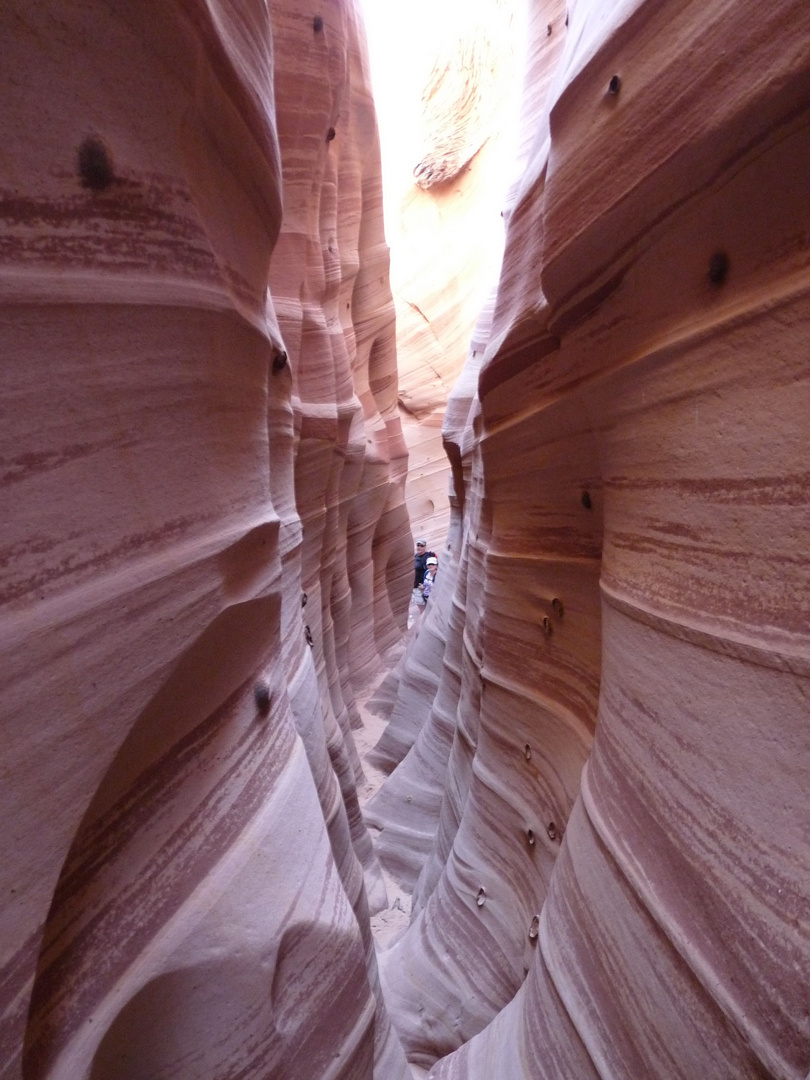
354;2;810;1077
1;2;808;1080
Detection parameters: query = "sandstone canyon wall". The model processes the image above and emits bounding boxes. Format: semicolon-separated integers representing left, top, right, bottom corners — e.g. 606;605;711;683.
2;1;809;1080
0;2;411;1079
370;0;810;1078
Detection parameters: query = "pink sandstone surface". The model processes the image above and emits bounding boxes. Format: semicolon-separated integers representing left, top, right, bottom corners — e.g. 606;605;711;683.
1;1;410;1078
372;0;810;1078
1;0;809;1079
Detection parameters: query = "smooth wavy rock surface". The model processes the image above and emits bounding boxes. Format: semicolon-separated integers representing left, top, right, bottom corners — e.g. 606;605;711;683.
0;2;410;1079
376;0;810;1077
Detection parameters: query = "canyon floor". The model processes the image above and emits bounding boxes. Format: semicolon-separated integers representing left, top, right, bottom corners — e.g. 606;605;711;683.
355;641;415;948
354;602;430;1079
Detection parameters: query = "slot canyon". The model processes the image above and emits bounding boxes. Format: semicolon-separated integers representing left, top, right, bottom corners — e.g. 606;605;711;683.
1;0;808;1078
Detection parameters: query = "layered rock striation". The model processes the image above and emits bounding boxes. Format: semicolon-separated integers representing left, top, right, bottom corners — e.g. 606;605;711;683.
1;2;410;1079
372;0;810;1077
2;1;809;1079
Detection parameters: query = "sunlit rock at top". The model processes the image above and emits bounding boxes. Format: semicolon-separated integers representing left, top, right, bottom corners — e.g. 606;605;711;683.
412;0;518;189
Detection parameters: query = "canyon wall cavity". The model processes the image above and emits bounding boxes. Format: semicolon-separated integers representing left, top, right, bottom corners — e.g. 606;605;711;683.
0;2;411;1078
370;0;810;1077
